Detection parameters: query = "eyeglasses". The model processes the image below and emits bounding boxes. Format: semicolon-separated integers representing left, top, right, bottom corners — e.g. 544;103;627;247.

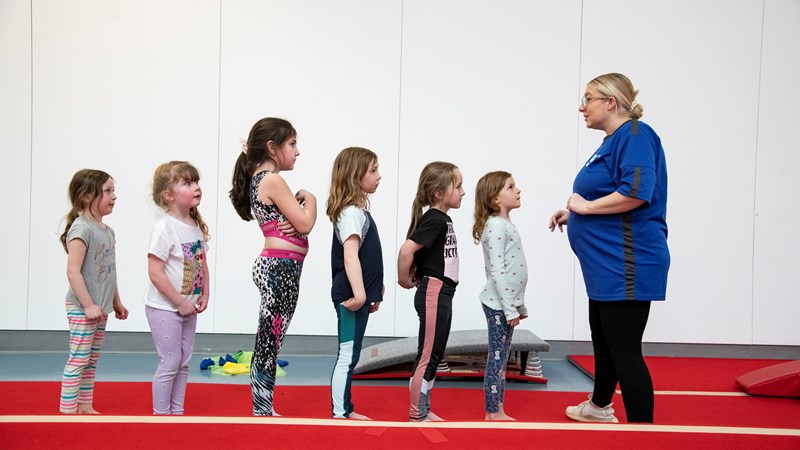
580;95;608;108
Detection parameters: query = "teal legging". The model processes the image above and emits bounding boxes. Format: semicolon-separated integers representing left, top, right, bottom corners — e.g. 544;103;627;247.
330;301;370;418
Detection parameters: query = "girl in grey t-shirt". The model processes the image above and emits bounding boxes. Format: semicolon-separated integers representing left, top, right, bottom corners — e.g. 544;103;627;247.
58;169;128;414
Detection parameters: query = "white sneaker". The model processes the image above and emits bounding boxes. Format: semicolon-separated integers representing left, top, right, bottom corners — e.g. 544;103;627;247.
565;395;619;423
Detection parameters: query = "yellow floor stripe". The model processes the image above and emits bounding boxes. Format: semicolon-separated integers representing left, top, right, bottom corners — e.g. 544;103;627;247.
654;390;749;397
1;415;798;437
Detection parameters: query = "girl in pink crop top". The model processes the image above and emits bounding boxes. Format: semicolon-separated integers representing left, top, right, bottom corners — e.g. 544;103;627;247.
250;170;309;248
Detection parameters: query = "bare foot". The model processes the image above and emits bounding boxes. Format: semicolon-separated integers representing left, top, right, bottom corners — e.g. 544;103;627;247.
347;412;371;420
270;410;281;417
485;411;516;421
77;404;100;415
426;411;445;421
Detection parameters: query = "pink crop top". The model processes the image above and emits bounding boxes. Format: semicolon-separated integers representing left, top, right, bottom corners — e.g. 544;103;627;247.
250;170;309;248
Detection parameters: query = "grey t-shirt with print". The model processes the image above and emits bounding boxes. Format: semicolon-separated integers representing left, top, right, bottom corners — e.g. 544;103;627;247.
65;215;117;314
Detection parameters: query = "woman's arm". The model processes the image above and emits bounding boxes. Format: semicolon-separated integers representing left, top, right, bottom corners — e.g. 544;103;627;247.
66;239;104;320
260;174;317;234
567;192;644;215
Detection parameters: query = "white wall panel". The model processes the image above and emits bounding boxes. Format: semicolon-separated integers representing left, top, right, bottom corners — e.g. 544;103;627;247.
752;0;800;345
399;0;582;339
4;0;798;345
0;0;32;330
28;0;221;332
214;0;402;335
578;0;764;343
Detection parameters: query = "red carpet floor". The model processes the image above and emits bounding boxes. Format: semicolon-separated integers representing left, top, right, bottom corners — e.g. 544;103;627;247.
1;381;798;449
567;355;793;392
4;422;800;450
2;381;799;427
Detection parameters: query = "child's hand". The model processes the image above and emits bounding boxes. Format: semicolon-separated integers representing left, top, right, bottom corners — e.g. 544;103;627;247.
507;317;521;327
369;302;380;313
177;301;197;317
277;220;298;237
113;303;129;320
295;189;315;205
84;304;104;321
398;277;418;289
342;297;366;311
196;296;209;313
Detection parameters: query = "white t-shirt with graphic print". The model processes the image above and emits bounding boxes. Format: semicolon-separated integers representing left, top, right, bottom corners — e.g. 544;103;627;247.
144;214;207;311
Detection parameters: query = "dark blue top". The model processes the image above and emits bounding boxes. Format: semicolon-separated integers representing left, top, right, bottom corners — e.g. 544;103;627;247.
331;209;384;304
567;120;670;301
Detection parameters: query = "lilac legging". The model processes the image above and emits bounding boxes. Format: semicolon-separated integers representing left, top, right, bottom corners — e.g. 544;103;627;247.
145;305;197;415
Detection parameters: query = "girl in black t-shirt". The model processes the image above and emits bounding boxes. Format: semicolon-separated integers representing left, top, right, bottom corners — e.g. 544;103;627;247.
397;161;465;422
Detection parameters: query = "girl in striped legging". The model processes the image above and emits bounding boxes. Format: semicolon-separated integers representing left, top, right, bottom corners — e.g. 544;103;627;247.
59;169;129;414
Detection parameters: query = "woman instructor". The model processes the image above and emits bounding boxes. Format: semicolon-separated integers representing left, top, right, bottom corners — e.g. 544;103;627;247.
549;73;669;423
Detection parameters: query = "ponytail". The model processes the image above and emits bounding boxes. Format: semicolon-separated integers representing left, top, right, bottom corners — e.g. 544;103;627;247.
229;152;254;221
60;208;80;253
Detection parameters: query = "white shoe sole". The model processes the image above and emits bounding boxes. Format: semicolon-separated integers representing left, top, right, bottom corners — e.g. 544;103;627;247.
565;410;619;423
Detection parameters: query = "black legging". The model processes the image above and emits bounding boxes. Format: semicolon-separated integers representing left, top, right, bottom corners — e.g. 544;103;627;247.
589;299;653;422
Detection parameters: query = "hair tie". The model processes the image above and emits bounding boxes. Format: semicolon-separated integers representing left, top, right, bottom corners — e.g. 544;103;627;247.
629;101;638;111
239;137;248;154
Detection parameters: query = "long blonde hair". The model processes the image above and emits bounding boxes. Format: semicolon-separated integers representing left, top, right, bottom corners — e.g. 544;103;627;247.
406;161;459;239
60;169;112;253
152;161;210;241
473;171;511;243
589;73;644;120
326;147;377;222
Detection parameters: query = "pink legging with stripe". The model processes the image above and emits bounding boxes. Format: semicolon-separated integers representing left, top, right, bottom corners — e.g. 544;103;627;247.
59;299;107;413
409;277;455;421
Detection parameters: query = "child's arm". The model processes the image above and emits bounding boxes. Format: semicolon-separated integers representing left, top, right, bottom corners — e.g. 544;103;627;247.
147;254;196;317
369;284;384;313
261;174;317;234
66;239;104;320
112;287;128;320
196;256;210;313
341;235;367;311
485;223;521;323
397;239;422;289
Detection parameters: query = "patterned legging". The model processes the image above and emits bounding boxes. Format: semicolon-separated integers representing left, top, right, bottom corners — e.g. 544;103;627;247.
60;299;107;413
250;256;303;416
482;303;515;413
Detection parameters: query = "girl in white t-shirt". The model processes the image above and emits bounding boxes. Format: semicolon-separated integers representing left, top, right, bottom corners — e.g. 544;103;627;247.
145;161;211;415
473;171;528;421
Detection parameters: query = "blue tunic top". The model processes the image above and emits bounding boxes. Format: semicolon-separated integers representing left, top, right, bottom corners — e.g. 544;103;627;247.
567;120;670;301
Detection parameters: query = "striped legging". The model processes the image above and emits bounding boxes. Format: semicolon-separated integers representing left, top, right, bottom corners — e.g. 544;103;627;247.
59;299;107;413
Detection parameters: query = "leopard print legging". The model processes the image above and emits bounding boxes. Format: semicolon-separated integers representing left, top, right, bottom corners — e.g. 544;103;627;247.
250;255;303;416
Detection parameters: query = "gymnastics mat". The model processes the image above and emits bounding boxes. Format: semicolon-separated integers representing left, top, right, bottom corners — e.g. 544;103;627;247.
353;329;549;383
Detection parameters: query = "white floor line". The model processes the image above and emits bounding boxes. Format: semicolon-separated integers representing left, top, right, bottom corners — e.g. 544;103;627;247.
1;415;798;437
